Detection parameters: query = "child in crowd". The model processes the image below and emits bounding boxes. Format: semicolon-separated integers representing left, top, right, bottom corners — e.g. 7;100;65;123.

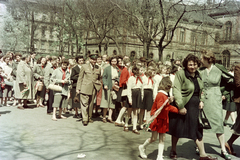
126;65;144;134
139;77;179;160
139;66;156;129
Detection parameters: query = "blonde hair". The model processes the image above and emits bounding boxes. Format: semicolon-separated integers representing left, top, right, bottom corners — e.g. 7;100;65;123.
202;50;216;64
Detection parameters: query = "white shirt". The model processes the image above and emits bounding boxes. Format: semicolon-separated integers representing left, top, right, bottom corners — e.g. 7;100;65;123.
142;75;154;89
111;66;118;80
127;75;144;103
153;74;163;100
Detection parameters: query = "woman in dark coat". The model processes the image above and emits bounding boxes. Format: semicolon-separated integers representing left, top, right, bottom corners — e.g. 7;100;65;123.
70;55;84;118
168;54;216;160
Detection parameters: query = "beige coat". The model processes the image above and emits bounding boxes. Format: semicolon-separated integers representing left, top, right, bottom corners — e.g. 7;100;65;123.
76;63;101;95
15;61;33;99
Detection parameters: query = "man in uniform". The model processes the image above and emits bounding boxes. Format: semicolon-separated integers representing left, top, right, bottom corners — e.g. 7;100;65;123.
76;53;101;126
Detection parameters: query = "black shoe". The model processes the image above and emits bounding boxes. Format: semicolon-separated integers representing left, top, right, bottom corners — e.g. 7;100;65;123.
83;121;88;126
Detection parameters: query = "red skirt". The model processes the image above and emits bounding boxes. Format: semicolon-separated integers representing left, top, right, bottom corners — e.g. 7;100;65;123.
149;118;168;133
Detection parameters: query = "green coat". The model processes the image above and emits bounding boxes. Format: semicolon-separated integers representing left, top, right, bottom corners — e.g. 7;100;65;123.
173;69;203;110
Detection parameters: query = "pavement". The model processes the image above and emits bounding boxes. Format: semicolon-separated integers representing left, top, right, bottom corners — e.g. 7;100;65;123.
0;103;240;160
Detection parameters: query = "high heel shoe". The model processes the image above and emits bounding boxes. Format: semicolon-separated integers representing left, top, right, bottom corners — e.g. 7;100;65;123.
221;151;232;160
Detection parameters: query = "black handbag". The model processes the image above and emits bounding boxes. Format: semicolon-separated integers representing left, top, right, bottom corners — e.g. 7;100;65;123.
199;109;211;129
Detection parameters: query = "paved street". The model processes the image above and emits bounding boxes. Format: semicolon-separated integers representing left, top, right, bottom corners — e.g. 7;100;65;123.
0;104;240;160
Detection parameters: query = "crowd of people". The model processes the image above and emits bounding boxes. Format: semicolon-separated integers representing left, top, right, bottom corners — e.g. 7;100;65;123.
0;50;239;160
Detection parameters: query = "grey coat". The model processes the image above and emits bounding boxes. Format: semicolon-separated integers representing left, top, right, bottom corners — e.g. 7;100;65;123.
15;61;33;99
201;65;233;133
50;67;71;96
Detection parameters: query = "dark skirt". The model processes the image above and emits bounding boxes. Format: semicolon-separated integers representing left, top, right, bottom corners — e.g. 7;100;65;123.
232;103;240;135
223;100;236;112
131;88;142;109
117;85;127;102
168;95;203;141
140;89;153;111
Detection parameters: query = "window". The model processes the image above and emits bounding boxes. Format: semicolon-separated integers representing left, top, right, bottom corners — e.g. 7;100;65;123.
42;26;47;37
42;15;47;22
222;50;230;68
41;41;45;49
225;21;232;41
191;31;197;44
179;28;185;43
201;31;207;45
49;27;53;38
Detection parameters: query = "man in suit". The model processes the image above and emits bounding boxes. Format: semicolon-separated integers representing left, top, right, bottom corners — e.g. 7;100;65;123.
76;53;101;126
44;56;58;114
70;55;84;118
225;63;240;156
30;52;37;68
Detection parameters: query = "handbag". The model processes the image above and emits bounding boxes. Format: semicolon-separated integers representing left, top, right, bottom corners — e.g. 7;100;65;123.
110;90;117;100
199;109;211;129
48;84;62;92
121;89;128;97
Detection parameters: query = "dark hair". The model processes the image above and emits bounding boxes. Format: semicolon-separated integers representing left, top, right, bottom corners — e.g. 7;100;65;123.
14;52;22;58
182;54;201;68
37;57;43;64
117;55;123;60
109;55;118;65
201;50;216;64
30;52;36;55
158;77;172;91
75;55;84;62
132;65;141;76
171;65;179;74
97;55;102;59
62;59;69;65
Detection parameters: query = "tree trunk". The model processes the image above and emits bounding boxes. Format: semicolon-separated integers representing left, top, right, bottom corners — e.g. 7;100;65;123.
76;34;79;55
98;43;102;53
158;47;163;62
30;11;35;52
143;40;150;58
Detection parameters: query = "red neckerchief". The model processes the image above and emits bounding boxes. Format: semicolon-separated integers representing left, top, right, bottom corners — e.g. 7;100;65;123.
41;65;44;69
62;68;66;86
148;76;154;85
136;76;143;84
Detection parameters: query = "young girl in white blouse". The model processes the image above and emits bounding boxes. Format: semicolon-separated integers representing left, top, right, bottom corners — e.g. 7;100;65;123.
139;66;156;129
126;65;144;135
